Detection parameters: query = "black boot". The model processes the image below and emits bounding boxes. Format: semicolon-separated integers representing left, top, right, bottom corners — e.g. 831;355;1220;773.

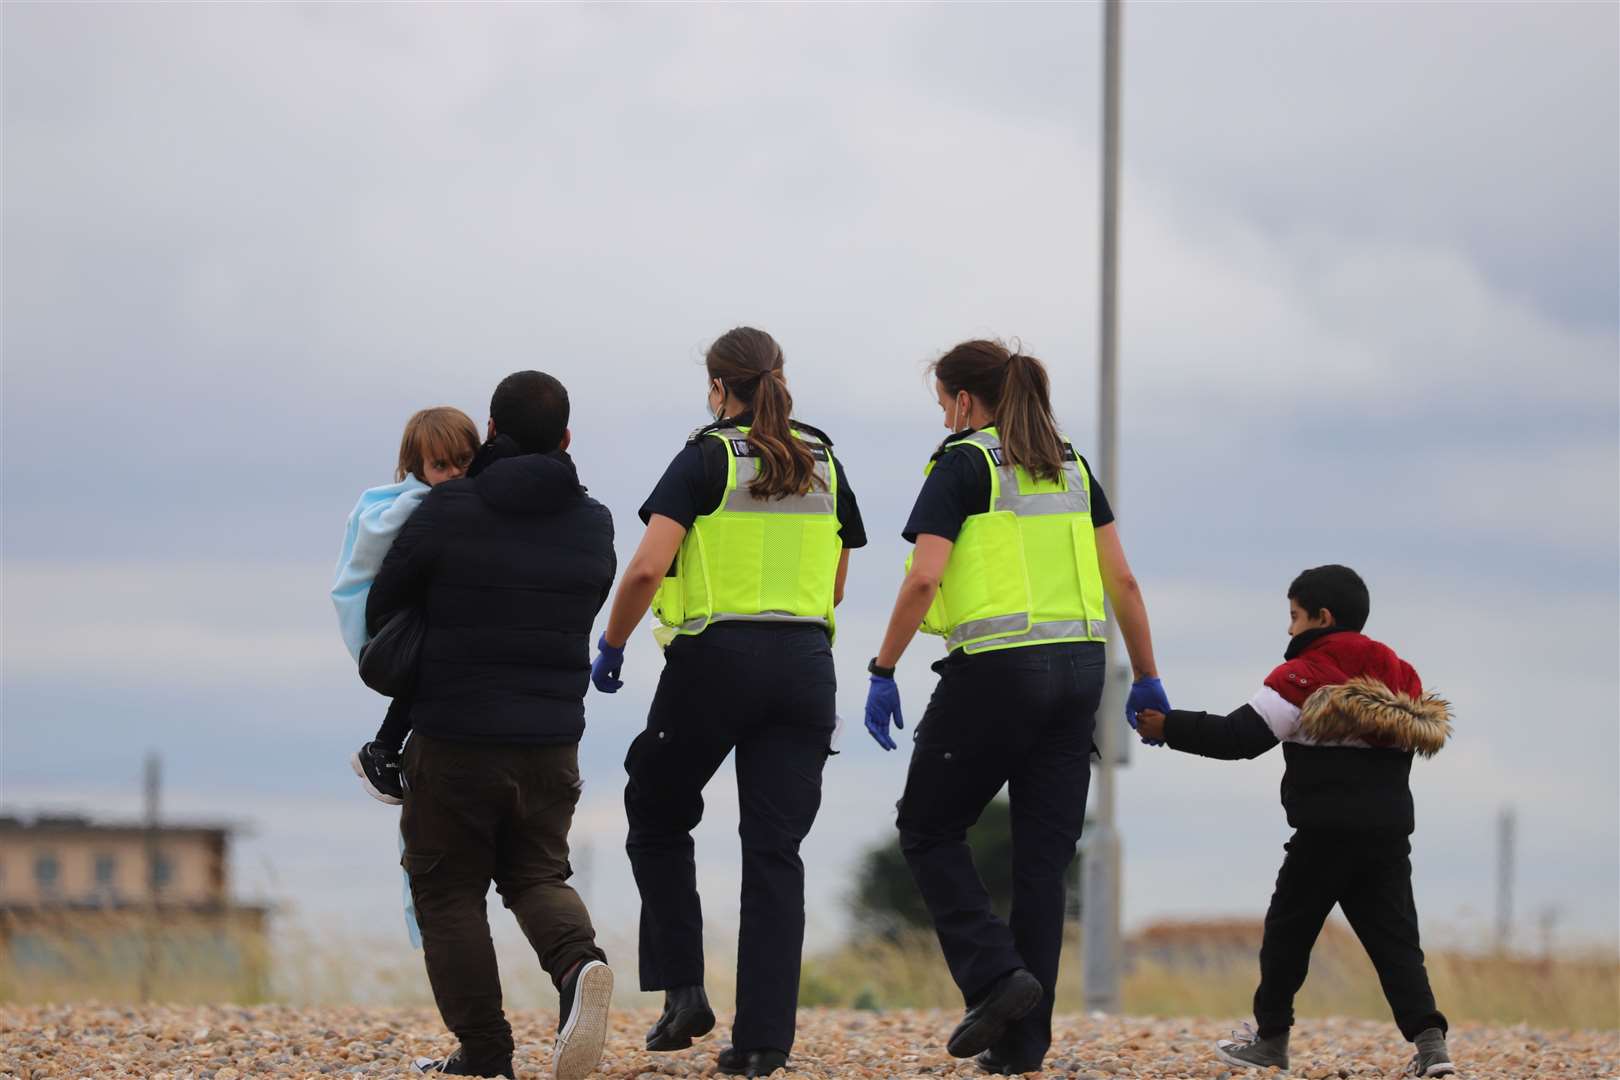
715;1046;789;1077
645;984;716;1051
974;1049;1042;1075
946;969;1042;1059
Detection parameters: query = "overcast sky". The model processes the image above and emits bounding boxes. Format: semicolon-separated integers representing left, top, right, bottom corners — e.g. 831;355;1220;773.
4;1;1617;982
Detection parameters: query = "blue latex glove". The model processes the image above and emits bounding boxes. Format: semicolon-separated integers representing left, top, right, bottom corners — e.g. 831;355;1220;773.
1125;676;1169;746
864;674;905;751
591;634;625;693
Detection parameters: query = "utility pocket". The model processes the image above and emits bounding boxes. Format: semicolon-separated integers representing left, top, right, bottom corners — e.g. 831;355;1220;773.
400;851;443;877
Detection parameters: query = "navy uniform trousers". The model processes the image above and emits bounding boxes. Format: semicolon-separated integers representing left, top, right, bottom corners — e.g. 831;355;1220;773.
897;641;1104;1067
623;622;836;1055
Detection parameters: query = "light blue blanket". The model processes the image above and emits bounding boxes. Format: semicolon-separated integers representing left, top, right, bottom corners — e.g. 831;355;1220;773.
331;478;428;660
332;477;429;949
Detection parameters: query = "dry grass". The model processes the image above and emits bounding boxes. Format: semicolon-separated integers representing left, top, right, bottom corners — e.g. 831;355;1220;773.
801;928;1620;1032
0;908;270;1006
5;916;1615;1035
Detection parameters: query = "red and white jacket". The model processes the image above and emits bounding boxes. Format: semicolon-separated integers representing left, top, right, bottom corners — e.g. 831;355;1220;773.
1164;629;1451;832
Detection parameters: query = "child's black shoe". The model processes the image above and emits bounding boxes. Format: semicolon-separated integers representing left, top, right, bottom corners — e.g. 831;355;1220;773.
412;1047;513;1077
350;740;404;805
1408;1027;1456;1077
1214;1024;1288;1070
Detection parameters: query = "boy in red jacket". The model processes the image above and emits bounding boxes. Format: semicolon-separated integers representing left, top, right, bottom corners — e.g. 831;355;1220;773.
1138;565;1457;1078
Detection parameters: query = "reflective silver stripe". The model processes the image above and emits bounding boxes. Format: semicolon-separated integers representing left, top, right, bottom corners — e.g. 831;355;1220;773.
722;456;835;513
710;611;829;627
955;616;1108;653
952;431;1091;516
714;428;837;514
946;611;1031;651
993;460;1090;516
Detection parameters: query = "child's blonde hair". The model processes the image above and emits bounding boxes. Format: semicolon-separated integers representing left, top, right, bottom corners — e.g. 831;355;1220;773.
397;407;481;483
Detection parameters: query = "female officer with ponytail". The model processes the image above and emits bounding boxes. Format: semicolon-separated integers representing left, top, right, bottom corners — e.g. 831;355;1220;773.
591;327;866;1078
863;339;1167;1075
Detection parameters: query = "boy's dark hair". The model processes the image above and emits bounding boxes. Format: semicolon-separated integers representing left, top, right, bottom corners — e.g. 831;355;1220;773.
490;371;569;453
1289;564;1369;632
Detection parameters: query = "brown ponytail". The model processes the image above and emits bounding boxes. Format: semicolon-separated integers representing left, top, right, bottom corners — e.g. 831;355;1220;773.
706;326;820;500
931;339;1067;482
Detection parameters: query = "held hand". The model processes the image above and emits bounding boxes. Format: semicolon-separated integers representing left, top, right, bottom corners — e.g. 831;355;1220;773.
1136;708;1167;744
864;674;905;751
591;634;625;693
1126;675;1169;746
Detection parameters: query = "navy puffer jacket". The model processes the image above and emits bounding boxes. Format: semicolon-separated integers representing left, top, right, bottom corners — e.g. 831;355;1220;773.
367;436;616;744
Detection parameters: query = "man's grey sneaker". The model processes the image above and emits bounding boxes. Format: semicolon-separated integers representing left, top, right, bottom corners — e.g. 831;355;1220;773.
351;740;405;804
1409;1027;1457;1077
1214;1024;1290;1071
554;959;613;1080
412;1047;514;1078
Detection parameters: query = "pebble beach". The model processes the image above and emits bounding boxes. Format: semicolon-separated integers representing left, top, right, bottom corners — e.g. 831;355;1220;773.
3;1006;1616;1080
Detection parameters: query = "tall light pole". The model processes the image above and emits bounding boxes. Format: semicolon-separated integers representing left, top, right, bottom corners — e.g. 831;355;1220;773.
1081;0;1125;1015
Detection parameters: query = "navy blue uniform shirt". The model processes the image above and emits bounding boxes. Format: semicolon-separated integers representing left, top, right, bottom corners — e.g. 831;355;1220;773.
902;431;1114;543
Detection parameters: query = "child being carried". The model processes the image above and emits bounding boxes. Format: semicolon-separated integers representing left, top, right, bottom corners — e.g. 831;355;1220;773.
332;407;480;804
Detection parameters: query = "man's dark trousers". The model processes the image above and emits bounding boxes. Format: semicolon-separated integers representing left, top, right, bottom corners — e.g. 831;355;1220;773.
401;733;607;1072
897;642;1103;1068
623;623;835;1056
1254;829;1447;1041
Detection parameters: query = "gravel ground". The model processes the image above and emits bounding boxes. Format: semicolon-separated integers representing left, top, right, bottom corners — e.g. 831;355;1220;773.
2;1006;1615;1080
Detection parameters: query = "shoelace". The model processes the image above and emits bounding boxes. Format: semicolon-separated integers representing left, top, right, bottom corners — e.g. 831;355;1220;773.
1227;1022;1259;1046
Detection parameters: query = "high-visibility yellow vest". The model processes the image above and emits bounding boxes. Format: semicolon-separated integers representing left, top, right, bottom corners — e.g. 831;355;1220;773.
912;427;1107;654
653;424;842;641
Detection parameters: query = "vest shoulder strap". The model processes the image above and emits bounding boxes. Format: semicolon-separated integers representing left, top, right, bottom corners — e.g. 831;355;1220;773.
789;420;834;446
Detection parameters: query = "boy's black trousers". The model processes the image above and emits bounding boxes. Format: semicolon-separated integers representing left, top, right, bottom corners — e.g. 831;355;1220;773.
1255;828;1447;1042
896;642;1104;1069
623;623;836;1056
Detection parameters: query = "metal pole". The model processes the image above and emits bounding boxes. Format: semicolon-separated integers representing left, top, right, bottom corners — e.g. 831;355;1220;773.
141;752;161;1002
1082;0;1125;1015
1495;807;1515;953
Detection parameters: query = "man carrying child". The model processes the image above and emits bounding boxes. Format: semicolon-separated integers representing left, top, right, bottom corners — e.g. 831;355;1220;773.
367;371;617;1080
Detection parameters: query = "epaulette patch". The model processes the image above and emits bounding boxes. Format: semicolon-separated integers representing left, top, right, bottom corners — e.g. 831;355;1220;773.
984;445;1079;467
728;438;829;461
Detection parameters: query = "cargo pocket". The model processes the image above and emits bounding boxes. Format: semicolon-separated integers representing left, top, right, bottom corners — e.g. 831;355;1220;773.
400;851;443;877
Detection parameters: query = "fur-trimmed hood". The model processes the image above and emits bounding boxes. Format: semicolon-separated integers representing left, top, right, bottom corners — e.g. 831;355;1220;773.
1299;677;1453;757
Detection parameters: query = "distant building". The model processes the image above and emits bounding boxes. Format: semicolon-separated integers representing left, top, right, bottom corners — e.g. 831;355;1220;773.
1126;917;1355;973
0;813;269;1002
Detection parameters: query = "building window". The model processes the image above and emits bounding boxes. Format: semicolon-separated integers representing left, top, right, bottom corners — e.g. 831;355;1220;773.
94;854;118;887
34;853;60;893
151;854;173;890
